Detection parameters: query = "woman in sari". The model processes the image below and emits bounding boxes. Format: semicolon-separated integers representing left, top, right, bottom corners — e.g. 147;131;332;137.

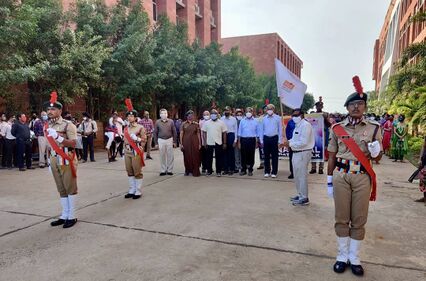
391;115;408;162
180;110;201;177
382;114;393;156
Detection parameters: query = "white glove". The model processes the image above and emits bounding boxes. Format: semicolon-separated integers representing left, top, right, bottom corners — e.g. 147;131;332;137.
368;140;381;158
47;128;64;143
327;175;333;198
130;133;138;141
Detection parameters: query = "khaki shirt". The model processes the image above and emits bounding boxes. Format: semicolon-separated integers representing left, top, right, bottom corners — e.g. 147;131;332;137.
124;122;146;155
328;118;383;161
49;117;77;148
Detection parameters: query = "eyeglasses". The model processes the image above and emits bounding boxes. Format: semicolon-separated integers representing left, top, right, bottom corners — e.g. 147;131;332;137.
348;101;366;108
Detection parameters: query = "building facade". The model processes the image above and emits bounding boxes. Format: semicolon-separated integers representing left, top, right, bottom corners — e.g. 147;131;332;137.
221;33;303;78
63;0;221;47
373;0;426;97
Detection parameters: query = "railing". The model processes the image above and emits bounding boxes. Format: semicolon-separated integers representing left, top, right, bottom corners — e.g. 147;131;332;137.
195;3;202;18
176;0;185;8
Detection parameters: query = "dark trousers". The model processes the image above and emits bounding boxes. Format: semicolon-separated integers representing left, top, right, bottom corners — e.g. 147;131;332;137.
0;138;5;167
288;147;294;175
206;143;223;174
241;137;256;172
263;135;279;175
200;146;209;172
82;135;95;161
223;132;235;173
16;139;32;169
4;139;16;168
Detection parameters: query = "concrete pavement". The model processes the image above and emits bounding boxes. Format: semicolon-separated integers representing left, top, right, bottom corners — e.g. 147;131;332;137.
0;150;425;281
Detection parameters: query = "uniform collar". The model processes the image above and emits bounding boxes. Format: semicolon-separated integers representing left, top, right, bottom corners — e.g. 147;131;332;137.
129;121;138;127
49;116;63;125
343;116;366;127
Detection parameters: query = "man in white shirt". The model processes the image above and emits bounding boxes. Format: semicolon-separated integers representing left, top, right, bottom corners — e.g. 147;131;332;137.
289;108;315;206
220;106;238;175
202;109;227;177
78;112;98;162
1;114;17;169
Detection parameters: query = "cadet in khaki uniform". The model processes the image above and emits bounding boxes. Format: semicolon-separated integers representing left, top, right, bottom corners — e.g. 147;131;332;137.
44;92;79;228
123;99;147;199
327;77;382;276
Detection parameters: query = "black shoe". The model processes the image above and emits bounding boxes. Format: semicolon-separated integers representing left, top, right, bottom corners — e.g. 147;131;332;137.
82;160;87;163
39;165;45;168
63;219;77;228
19;168;26;171
309;169;316;174
248;171;253;176
90;160;96;162
234;170;239;173
216;173;222;177
124;193;134;199
350;264;364;276
288;174;294;179
319;169;324;174
27;166;35;170
222;171;227;176
132;195;141;199
159;172;167;176
206;172;212;176
167;172;173;175
414;197;425;202
240;171;247;176
228;172;234;176
147;156;153;160
257;165;264;170
50;219;65;227
333;261;348;273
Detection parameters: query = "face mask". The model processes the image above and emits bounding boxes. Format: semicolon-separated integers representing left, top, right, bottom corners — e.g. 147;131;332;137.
292;116;302;124
224;112;230;117
160;113;168;120
187;114;193;121
83;117;87;121
1;116;6;121
203;115;210;120
267;110;273;116
42;115;48;121
236;116;243;121
398;117;403;122
210;114;218;121
246;112;252;118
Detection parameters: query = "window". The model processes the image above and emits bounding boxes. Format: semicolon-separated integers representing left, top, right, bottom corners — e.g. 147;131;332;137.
153;0;158;21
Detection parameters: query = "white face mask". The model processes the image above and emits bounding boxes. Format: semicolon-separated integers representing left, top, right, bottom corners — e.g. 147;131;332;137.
203;115;210;120
292;116;302;124
236;116;243;121
246;112;252;118
160;113;168;120
41;115;48;121
267;110;273;116
83;117;87;121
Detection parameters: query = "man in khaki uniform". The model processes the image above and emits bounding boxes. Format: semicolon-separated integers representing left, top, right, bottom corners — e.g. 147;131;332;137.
44;92;79;228
327;78;382;276
123;99;147;199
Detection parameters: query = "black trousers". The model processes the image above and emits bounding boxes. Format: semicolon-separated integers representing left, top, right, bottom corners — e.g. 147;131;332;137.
288;147;294;175
200;146;209;172
223;132;235;173
240;137;256;172
263;135;279;175
82;134;95;161
4;139;16;168
206;143;223;174
0;138;5;167
16;138;32;169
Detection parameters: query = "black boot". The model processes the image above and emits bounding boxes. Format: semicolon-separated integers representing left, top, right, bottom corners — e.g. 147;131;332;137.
124;193;134;199
63;219;77;228
333;261;348;273
350;264;364;276
50;219;65;227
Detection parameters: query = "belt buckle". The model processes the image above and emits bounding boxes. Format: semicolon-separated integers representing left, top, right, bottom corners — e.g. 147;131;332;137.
349;161;361;173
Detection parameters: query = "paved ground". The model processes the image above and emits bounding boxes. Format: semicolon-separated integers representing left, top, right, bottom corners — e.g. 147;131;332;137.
0;150;425;281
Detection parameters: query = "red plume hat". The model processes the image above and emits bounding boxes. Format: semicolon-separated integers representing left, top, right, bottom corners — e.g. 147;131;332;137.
44;91;63;109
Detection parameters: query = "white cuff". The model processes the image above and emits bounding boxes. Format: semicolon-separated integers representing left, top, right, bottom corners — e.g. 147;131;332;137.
56;136;64;144
327;175;333;184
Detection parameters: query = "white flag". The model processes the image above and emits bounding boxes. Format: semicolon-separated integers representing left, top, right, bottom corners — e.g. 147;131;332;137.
275;58;307;109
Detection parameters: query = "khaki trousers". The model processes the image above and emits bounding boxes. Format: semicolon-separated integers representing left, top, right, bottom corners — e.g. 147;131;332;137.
333;171;371;240
145;134;152;156
158;137;174;173
38;136;48;166
50;154;78;197
125;154;143;179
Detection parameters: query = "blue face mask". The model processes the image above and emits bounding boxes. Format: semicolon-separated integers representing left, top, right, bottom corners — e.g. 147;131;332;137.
42;115;48;121
211;114;218;121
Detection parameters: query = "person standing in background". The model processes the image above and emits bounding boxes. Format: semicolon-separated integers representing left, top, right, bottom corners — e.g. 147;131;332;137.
285;118;296;179
33;111;49;168
234;109;244;174
238;107;259;176
155;109;177;176
12;113;33;171
0;113;7;168
199;111;210;175
180;110;201;177
78;112;98;163
138;111;154;160
220;106;237;175
256;107;266;170
1;114;16;169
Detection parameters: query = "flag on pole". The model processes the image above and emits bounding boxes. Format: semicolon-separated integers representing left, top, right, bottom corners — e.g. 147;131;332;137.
275;58;307;109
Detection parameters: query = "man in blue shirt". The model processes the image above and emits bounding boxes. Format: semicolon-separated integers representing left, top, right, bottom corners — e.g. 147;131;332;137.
259;104;283;178
221;106;238;175
285;118;296;179
237;107;259;176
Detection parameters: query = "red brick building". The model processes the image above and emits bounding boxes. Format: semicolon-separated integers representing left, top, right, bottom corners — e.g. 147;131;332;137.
373;0;426;97
221;33;303;78
63;0;221;47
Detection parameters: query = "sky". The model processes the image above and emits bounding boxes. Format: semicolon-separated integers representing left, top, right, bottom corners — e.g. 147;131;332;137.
221;0;391;112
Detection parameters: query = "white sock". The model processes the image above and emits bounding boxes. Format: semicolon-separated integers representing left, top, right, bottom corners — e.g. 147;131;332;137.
128;176;136;194
60;197;69;220
336;236;350;262
67;194;76;220
134;179;143;196
349;238;362;265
